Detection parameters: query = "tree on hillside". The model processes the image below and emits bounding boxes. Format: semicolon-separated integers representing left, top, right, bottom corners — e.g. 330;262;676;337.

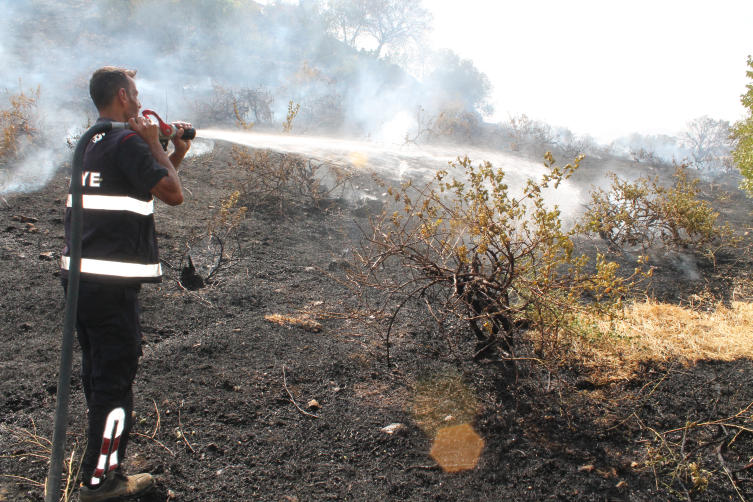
732;56;753;195
321;0;432;58
425;49;494;115
323;0;369;47
678;115;733;162
361;0;433;58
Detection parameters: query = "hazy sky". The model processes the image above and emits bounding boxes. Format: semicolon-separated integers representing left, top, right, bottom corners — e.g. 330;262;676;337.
427;0;753;141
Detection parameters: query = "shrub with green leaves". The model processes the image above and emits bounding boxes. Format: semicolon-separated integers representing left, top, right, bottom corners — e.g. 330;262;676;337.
732;56;753;195
342;153;643;360
580;164;736;257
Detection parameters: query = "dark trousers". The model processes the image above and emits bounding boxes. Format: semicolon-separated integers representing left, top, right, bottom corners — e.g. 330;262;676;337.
64;281;143;484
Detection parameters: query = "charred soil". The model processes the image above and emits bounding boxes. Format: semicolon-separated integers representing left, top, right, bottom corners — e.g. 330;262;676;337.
2;143;753;501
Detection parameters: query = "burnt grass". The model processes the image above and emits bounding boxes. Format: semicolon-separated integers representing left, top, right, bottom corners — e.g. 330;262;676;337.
2;142;753;502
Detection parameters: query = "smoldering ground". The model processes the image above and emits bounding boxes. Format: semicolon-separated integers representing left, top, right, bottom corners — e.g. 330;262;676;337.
2;140;753;501
3;2;753;500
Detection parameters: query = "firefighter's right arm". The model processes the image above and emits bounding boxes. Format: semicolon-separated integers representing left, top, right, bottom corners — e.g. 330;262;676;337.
128;116;184;206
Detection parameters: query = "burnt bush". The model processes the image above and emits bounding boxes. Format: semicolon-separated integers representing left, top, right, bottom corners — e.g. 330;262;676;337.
580;163;738;258
337;153;646;363
0;84;42;165
230;146;352;212
193;81;274;128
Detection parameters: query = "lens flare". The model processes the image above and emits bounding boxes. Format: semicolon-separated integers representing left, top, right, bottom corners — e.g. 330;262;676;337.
430;423;484;473
411;372;478;438
411;372;483;473
349;150;368;168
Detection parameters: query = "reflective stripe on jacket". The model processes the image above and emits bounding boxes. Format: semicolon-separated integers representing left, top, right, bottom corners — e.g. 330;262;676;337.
61;119;168;284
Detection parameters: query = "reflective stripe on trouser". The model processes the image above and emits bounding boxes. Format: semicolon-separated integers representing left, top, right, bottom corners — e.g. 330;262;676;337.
91;408;126;485
70;282;141;484
67;194;154;215
60;256;162;278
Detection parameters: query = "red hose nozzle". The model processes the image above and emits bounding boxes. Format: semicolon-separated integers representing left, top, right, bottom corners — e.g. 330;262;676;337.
142;109;173;137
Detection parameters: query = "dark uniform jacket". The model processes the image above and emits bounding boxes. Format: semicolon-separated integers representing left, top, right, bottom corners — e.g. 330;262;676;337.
61;117;169;284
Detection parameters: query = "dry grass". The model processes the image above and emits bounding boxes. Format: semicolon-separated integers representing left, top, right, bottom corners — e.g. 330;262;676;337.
575;300;753;377
264;313;322;332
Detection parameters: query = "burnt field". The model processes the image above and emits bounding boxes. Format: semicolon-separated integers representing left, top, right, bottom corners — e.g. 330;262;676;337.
3;142;753;502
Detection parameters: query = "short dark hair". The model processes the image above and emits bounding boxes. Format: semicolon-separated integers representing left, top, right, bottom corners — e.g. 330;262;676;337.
89;67;137;110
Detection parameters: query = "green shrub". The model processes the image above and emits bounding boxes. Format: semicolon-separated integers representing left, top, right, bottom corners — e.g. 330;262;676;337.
340;153;644;361
580;164;737;258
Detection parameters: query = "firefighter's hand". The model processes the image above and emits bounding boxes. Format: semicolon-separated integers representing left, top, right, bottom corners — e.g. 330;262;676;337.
128;116;161;150
171;121;192;157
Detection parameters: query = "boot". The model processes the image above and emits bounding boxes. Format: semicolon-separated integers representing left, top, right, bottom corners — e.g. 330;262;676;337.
78;469;153;502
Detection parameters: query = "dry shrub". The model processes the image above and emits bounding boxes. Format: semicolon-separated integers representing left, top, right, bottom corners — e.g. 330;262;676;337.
230;146;352;212
0;84;42;165
398;104;483;147
400;106;437;147
178;191;248;289
339;153;646;363
282;101;300;134
507;113;556;150
433;103;481;143
629;145;661;166
0;421;83;501
581;164;737;258
280;61;342;131
66;114;92;151
193;81;274;127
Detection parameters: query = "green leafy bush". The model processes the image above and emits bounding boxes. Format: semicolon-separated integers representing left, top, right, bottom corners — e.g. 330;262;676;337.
341;153;644;361
580;164;737;257
733;56;753;195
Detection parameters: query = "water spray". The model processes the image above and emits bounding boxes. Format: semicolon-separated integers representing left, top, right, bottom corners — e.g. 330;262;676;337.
44;111;192;501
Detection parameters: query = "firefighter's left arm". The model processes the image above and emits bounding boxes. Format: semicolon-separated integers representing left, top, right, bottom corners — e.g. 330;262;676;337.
127;116;184;206
168;122;192;170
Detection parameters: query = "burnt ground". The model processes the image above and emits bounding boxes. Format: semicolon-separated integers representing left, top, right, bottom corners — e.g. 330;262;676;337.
2;142;753;502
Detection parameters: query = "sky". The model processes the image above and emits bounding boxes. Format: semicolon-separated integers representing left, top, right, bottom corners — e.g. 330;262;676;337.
426;0;753;141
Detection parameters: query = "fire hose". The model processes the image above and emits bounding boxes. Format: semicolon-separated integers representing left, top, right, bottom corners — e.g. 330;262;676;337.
45;112;194;501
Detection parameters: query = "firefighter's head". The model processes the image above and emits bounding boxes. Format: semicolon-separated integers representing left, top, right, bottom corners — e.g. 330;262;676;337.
89;67;141;120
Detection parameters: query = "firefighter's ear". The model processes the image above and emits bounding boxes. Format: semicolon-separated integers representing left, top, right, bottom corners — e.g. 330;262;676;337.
117;88;128;106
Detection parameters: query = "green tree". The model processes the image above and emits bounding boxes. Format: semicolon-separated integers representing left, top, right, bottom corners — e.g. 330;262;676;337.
733;56;753;195
323;0;369;47
425;49;494;115
321;0;432;58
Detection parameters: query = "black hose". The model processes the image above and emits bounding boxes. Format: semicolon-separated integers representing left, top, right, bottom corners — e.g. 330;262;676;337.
45;121;128;502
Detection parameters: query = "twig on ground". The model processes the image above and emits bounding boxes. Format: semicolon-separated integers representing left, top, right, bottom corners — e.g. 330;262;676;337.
0;474;44;486
717;426;748;502
662;402;753;435
604;371;672;432
404;464;440;471
176;278;214;307
131;432;176;457
178;411;195;453
63;449;77;502
151;399;161;439
282;365;319;419
675;477;692;502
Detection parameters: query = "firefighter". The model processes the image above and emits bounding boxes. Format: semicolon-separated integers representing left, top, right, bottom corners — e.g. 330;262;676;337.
60;66;190;501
